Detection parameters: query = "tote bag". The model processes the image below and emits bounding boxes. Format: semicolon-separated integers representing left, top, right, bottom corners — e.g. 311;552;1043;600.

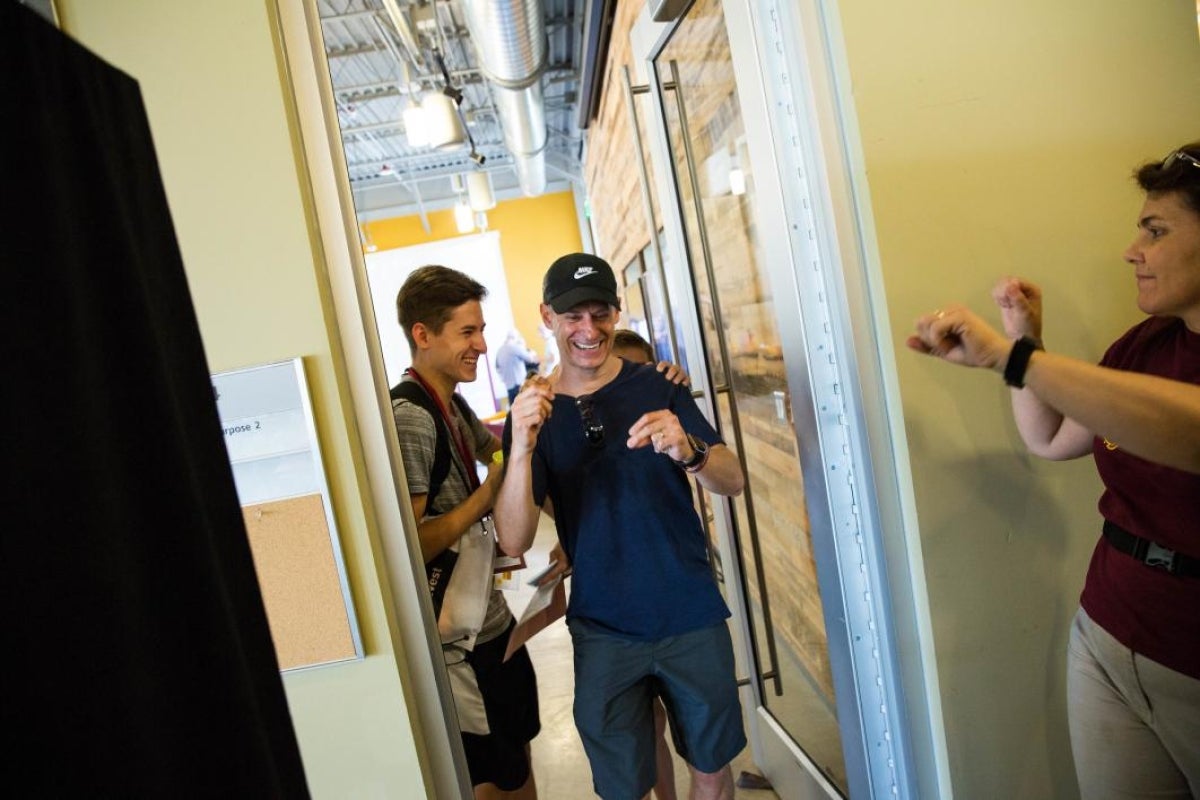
428;518;495;649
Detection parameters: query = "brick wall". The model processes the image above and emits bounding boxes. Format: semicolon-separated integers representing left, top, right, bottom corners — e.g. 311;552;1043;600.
582;0;650;269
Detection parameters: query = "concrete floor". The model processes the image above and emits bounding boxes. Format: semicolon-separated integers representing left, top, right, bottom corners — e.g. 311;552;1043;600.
510;517;780;800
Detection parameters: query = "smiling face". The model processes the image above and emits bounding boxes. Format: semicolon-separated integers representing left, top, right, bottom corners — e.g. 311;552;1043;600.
1123;191;1200;331
413;299;487;392
542;300;620;376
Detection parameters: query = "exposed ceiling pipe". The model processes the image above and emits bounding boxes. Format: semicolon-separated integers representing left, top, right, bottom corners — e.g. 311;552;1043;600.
459;0;549;196
379;0;426;68
370;15;416;80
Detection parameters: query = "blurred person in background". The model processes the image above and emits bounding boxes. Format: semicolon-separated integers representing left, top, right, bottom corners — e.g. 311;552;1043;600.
496;329;541;405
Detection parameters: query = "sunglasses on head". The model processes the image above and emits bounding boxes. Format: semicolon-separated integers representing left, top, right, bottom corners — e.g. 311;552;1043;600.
575;395;604;447
1162;150;1200;171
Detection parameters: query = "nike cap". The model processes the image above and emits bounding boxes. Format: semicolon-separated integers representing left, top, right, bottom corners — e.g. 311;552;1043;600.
542;252;621;313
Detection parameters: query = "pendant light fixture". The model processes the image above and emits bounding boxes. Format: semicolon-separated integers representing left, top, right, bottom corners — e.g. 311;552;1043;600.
423;90;466;150
402;100;428;148
454;200;475;233
425;49;468;150
399;61;428;148
466;171;496;211
451;173;474;233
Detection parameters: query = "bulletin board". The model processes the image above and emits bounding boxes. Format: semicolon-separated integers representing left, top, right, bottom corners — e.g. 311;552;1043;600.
213;358;363;671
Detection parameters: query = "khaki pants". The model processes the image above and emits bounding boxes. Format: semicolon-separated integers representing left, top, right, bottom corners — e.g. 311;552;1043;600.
1067;607;1200;799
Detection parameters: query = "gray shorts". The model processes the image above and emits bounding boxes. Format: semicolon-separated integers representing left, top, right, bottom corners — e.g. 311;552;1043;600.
569;618;746;800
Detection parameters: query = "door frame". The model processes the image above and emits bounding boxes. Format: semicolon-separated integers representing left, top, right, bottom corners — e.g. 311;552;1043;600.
631;1;951;797
274;2;472;797
274;0;950;795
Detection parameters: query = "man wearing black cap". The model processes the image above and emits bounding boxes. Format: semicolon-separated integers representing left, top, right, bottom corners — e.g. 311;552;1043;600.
495;253;747;800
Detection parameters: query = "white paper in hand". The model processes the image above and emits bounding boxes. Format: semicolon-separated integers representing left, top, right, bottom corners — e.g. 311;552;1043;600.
503;575;567;662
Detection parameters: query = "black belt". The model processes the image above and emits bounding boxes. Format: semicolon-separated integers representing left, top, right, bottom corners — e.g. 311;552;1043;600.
1103;521;1200;578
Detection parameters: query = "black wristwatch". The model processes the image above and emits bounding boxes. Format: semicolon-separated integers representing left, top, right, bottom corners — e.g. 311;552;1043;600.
1003;336;1044;388
674;434;709;472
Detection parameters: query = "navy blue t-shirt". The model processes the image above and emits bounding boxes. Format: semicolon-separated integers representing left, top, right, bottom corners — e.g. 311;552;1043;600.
521;359;730;640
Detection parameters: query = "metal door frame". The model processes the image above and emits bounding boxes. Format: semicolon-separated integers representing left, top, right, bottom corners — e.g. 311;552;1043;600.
631;1;951;797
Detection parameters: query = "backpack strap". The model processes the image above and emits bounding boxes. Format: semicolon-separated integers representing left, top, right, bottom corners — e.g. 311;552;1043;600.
448;392;473;421
390;380;452;511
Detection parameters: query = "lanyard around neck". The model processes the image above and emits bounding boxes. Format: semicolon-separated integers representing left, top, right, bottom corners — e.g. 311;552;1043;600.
405;367;480;491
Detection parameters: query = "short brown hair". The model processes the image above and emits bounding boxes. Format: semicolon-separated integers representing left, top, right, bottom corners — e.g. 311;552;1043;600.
396;265;487;349
1134;141;1200;216
612;329;654;363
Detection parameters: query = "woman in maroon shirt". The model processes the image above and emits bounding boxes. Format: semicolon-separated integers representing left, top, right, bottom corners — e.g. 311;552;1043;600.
907;142;1200;800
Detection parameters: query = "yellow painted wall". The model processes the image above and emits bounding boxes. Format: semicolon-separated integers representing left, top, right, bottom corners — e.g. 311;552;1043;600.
55;1;430;797
363;192;584;356
839;1;1200;797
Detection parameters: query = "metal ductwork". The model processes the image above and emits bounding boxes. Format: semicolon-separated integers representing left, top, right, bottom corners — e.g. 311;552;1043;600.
460;0;549;196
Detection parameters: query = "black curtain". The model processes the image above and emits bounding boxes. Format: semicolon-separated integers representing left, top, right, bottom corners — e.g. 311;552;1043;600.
2;4;310;796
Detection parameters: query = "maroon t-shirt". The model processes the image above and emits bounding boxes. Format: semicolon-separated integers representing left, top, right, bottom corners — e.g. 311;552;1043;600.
1080;315;1200;679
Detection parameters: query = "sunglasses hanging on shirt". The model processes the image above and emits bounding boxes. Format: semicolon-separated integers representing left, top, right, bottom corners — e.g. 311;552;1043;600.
575;395;605;447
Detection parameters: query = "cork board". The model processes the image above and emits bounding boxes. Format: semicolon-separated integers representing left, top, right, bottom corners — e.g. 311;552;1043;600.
214;358;362;671
242;493;357;670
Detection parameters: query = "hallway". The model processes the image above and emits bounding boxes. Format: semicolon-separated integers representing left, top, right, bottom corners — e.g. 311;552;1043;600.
513;517;779;799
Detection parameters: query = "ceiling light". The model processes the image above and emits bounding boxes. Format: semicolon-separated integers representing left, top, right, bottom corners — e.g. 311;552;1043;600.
402;101;428;148
454;200;474;233
467;171;496;211
398;57;427;148
422;91;466;150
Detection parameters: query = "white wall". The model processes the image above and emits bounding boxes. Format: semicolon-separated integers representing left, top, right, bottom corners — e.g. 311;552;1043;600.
366;231;514;415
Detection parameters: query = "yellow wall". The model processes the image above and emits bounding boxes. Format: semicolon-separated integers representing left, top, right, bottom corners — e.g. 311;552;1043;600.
363;192;584;356
839;1;1200;796
55;1;430;796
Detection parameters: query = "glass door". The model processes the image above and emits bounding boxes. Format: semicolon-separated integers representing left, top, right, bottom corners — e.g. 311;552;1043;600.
651;1;847;795
635;0;927;795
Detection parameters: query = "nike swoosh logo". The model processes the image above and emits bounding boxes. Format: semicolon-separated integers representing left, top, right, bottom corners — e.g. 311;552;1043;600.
574;267;596;279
